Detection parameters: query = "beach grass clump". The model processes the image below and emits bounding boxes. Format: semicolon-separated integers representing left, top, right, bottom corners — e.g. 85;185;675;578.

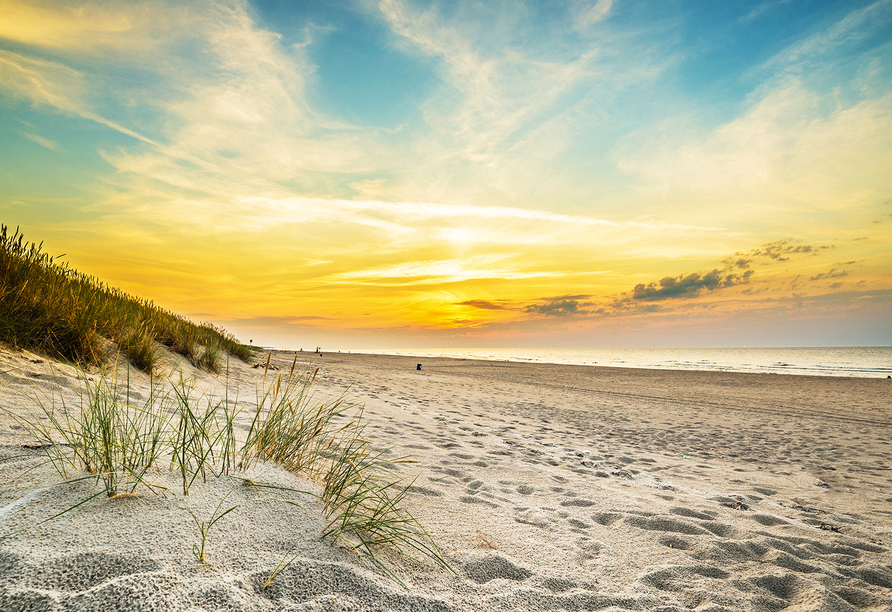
0;225;254;374
169;377;244;495
10;372;168;497
241;361;447;573
318;434;445;571
3;361;447;579
116;322;160;374
239;362;349;473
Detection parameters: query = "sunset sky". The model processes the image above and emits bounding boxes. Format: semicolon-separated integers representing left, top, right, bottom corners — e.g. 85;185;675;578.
1;0;890;349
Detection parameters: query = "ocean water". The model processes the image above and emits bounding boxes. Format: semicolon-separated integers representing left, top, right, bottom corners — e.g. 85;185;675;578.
350;347;892;378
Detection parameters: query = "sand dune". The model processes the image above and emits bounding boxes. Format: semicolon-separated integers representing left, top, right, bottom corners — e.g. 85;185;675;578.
1;348;890;611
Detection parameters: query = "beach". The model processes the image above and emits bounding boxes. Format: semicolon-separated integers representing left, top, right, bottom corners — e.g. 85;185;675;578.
1;347;891;611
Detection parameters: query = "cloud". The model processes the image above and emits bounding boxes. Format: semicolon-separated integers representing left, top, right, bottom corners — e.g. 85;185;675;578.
631;269;753;302
0;49;86;113
759;0;892;75
369;0;633;203
810;268;849;281
724;240;828;266
0;0;178;54
458;300;513;310
0;28;161;146
750;241;825;261
20;131;61;151
723;257;753;269
573;0;613;28
614;0;892;224
536;293;592;301
326;256;558;286
525;299;586;317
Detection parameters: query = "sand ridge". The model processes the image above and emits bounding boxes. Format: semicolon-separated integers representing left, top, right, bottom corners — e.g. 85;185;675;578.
1;347;891;611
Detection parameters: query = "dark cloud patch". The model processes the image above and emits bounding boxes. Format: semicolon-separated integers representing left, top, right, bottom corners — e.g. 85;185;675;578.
631;269;751;302
723;257;753;269
458;300;513;311
829;282;843;289
525;299;585;317
536;294;592;301
754;241;816;261
727;240;831;265
810;268;849;281
638;303;664;313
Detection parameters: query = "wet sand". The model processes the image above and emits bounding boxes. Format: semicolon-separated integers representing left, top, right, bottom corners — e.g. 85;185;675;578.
1;347;890;611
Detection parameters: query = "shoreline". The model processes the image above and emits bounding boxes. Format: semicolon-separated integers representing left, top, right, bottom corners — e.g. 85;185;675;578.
284;346;892;379
304;350;892;423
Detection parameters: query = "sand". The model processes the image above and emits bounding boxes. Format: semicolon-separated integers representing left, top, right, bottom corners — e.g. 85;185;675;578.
1;347;891;611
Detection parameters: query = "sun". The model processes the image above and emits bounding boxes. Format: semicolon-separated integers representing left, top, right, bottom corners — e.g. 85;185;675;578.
443;228;477;245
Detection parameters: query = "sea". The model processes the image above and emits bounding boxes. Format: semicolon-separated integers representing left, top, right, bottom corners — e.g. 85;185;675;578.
346;347;892;378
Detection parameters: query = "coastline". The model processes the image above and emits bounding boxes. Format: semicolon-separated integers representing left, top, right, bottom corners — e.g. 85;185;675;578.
332;347;892;378
2;347;891;610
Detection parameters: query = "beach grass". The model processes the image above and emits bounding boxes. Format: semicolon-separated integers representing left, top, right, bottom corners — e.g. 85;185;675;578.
2;361;448;581
0;225;255;374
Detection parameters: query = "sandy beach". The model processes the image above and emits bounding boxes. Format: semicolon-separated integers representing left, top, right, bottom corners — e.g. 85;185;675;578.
1;347;891;611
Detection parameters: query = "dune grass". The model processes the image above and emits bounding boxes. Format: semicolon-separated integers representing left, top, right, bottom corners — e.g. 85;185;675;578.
2;359;448;582
0;225;255;374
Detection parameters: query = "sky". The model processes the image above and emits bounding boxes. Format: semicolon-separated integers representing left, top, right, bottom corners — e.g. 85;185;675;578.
1;0;891;349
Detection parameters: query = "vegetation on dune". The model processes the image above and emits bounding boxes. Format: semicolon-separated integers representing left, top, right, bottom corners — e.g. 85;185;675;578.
0;225;255;373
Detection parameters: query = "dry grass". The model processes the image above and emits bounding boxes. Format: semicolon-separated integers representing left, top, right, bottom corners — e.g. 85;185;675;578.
0;225;256;374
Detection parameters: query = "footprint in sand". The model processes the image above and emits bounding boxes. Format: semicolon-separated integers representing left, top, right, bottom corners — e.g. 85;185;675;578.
514;508;552;529
567;518;591;530
406;485;445;497
591;512;623;526
560;498;595;508
658;535;693;550
624;515;712;536
461;555;532;584
573;537;604;561
670;507;716;521
449;452;475;460
459;495;499;508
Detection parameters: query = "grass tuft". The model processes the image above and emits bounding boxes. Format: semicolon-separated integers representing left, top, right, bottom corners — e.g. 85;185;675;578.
241;366;449;574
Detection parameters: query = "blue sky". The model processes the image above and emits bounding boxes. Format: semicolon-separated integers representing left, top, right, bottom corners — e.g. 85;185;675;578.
1;0;890;348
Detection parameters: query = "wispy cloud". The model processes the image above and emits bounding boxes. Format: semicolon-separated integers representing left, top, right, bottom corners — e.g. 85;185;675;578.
20;131;61;151
458;300;513;311
326;256;559;285
758;0;892;75
810;268;849;281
